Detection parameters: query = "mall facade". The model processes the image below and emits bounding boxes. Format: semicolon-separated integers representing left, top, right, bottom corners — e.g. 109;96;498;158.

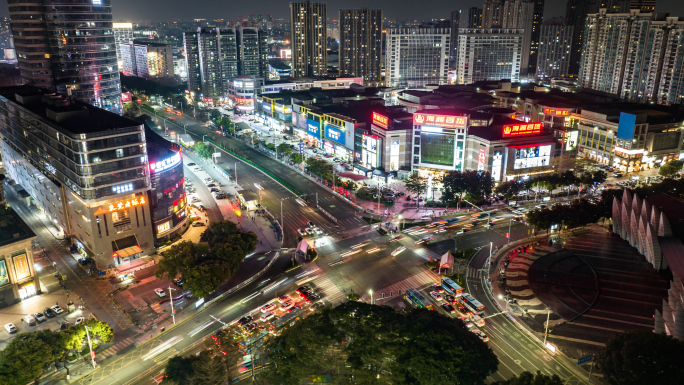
0;86;186;268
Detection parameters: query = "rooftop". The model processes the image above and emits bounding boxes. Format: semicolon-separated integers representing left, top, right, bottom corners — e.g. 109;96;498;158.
0;206;36;248
0;85;141;137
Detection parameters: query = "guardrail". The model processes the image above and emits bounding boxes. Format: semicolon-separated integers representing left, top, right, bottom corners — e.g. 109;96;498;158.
142;105;302;197
317;205;338;223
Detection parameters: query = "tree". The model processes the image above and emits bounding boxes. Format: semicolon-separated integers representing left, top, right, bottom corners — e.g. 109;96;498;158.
190;353;230;385
494;180;522;199
123;102;142;118
289;153;303;164
659;160;683;177
165;92;176;104
0;329;63;384
262;301;498;385
441;170;493;203
596;330;684;385
195;142;214;160
493;371;563;385
277;143;293;157
164;355;198;384
157;221;257;299
405;171;428;199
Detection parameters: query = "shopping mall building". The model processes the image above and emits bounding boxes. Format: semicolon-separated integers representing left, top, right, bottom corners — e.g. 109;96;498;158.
0;86;186;268
410;109;555;182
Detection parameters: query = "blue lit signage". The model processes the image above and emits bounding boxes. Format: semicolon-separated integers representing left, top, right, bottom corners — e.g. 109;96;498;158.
150;153;182;173
325;123;345;146
306;118;320;138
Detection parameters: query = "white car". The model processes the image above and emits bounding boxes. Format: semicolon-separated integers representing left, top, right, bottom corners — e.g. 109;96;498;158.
429;291;443;301
4;323;17;333
314;228;323;235
297;228;306;236
260;311;276;322
305;228;314;235
193;167;202;172
279;301;294;311
51;305;64;314
278;295;291;303
261;303;276;313
34;313;47;323
74;317;85;325
154;288;166;298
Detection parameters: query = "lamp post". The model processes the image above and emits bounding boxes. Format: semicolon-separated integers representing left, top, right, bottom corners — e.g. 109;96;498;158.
487;241;493;267
543;308;551;347
369;289;373;305
84;325;96;369
498;293;510;312
168;286;176;324
508;218;513;244
234;162;238;184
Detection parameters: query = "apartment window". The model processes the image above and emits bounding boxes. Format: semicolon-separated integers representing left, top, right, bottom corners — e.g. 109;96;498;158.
116;149;124;158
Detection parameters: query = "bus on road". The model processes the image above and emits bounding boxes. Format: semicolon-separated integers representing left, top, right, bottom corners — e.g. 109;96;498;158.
441;277;464;297
405;288;433;310
461;293;485;316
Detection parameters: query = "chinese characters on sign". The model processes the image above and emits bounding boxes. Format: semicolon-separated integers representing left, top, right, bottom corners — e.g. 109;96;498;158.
108;197;146;212
544;108;570;116
502;123;542;137
372;112;389;128
477;148;486;172
413;113;467;128
13;254;30;281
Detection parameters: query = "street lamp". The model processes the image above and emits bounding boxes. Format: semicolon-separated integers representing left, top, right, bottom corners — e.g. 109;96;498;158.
543;307;552;347
84;325;97;369
168;286;177;324
234;162;238;184
369;289;373;305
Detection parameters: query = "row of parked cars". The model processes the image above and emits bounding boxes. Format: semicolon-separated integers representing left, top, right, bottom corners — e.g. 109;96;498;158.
4;304;87;334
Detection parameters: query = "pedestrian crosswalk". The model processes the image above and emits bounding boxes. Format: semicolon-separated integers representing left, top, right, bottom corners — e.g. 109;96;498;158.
150;301;166;314
372;270;439;305
95;337;135;362
309;274;346;305
466;268;485;280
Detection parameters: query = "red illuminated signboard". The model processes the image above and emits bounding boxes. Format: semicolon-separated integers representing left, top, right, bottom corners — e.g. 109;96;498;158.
372;112;389;128
543;108;570;116
121;92;132;103
413;113;466;128
503;122;542;137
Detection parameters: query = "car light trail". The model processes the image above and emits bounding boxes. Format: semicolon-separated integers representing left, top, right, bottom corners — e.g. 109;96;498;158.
262;278;287;293
340;249;361;257
350;240;371;249
366;247;380;254
188;319;215;337
143;336;183;360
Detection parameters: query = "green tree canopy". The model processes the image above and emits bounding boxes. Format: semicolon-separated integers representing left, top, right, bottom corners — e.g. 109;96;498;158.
157;221;257;298
596;330;684;385
0;329;64;384
164;355;198;384
262;301;498;385
441;170;493;202
404;171;428;198
277;143;293;156
659;160;683;177
195;142;214;160
493;371;564;385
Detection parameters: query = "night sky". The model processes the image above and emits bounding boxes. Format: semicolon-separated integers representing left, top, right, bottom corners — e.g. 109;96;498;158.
1;0;683;24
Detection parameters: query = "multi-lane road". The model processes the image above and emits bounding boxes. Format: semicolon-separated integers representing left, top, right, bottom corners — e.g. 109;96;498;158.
136;105;592;384
147;107;366;246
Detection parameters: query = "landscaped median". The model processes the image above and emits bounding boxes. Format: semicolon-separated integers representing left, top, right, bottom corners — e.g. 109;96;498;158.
141;104;302;197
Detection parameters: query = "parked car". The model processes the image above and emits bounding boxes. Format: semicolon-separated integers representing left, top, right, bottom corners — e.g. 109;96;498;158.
5;323;17;333
74;317;85;326
154;288;166;298
23;314;36;326
44;308;56;318
187;162;196;167
51;305;64;314
192;222;205;227
34;313;47;323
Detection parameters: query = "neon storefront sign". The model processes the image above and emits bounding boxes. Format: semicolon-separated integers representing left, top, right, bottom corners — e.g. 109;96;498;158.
109;197;146;212
414;113;466;128
503;123;542;137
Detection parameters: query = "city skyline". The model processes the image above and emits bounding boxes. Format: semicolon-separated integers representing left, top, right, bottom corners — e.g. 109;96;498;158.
2;0;684;23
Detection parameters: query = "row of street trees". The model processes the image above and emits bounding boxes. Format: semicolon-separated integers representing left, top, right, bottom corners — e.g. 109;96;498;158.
525;198;607;236
403;170;494;206
0;319;113;385
495;170;607;200
156;221;257;299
